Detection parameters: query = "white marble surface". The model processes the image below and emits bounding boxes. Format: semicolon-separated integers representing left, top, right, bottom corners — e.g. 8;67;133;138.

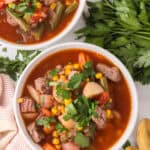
0;15;150;148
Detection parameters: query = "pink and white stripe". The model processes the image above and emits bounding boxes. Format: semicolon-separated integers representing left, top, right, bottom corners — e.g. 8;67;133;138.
0;74;31;150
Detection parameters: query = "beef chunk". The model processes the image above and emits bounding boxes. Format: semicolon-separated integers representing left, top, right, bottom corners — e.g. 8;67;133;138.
92;106;106;129
34;77;52;94
40;94;54;108
96;63;121;82
44;0;57;6
20;97;36;113
27;122;45;143
16;29;34;43
62;142;80;150
6;12;18;26
34;77;45;93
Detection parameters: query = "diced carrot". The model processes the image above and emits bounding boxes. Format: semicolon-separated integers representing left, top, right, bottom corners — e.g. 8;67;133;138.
41;107;52;117
99;92;110;105
43;125;55;134
78;52;90;69
43;143;56;150
0;0;5;9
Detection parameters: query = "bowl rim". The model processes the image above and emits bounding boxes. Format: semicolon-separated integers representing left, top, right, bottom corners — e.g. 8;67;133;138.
13;42;138;150
0;0;86;50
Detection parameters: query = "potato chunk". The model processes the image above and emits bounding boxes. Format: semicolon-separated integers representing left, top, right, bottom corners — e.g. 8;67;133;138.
58;115;75;129
83;82;104;99
27;85;40;103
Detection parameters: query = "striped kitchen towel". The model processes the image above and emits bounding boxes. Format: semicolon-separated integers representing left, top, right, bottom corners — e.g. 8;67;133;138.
0;74;31;150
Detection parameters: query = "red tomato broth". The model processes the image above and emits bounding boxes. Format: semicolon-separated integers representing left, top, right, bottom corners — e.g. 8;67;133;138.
0;0;79;44
22;49;131;150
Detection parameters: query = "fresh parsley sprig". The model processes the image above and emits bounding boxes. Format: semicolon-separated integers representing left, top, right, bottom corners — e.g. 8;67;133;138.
76;0;150;84
0;50;40;80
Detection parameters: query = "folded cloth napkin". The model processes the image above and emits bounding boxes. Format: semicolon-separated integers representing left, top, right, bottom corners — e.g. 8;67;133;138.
0;74;31;150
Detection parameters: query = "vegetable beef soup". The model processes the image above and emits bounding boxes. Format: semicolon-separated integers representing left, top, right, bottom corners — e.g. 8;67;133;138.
18;49;131;150
0;0;78;44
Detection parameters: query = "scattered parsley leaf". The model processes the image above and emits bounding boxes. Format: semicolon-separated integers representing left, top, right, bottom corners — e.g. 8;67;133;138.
56;123;67;132
35;103;40;110
56;84;71;99
2;47;7;52
122;140;131;149
76;0;150;84
74;132;90;148
49;68;59;77
0;50;40;80
68;73;82;90
67;61;95;90
36;117;57;128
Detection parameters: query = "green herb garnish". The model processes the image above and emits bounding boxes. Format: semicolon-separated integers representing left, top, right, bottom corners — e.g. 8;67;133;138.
36;117;57;128
67;61;95;90
35;103;40;110
56;123;67;132
56;84;71;99
49;68;59;77
74;132;90;148
64;96;98;127
2;47;7;52
67;73;82;90
40;95;44;104
122;140;131;149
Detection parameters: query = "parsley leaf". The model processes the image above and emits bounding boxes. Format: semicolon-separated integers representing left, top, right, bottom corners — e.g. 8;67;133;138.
67;61;95;90
64;96;98;127
56;123;67;132
74;132;90;148
56;84;71;99
76;0;150;84
0;50;40;80
67;73;82;90
49;69;59;77
82;61;95;79
36;117;57;128
134;50;150;68
122;140;131;149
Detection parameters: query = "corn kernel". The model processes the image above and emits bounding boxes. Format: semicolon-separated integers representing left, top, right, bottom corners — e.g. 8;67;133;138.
65;69;71;75
50;2;56;10
52;75;59;81
8;3;16;9
109;98;112;103
36;2;42;9
60;75;66;80
77;126;83;131
52;138;60;145
64;98;72;106
95;73;103;79
58;105;65;114
73;63;80;69
17;98;23;103
65;64;72;70
65;0;71;5
86;78;90;82
55;145;61;150
51;106;58;115
106;109;113;119
52;130;59;137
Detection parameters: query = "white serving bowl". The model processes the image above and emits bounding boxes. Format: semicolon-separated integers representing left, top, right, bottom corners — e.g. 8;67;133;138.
13;42;138;150
0;0;85;50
